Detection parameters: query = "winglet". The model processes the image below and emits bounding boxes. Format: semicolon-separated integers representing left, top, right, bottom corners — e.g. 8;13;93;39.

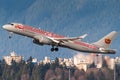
79;34;88;39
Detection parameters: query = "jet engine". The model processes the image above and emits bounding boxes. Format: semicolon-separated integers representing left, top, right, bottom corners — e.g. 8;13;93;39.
33;35;52;45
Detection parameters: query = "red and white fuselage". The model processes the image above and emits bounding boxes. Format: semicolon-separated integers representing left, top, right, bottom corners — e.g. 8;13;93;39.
2;23;117;54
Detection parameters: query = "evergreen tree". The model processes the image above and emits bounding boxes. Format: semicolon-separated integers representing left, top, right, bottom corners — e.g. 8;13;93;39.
116;64;120;80
55;57;59;67
89;62;96;68
40;63;50;80
97;69;105;80
102;59;108;68
27;56;33;63
31;65;41;80
50;57;59;70
86;71;96;80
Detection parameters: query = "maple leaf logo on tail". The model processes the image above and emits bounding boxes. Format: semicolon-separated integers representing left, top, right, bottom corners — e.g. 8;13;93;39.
105;38;111;44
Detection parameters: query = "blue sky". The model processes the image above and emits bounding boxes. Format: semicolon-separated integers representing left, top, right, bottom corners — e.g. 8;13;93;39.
0;0;120;60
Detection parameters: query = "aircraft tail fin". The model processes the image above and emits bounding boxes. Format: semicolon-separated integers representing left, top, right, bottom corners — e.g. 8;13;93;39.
93;31;118;49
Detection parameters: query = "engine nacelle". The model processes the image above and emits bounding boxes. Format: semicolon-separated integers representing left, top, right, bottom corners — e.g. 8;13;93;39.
33;39;43;45
33;35;52;45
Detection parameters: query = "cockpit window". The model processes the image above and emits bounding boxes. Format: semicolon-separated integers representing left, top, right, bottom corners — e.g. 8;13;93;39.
8;23;14;26
10;23;14;25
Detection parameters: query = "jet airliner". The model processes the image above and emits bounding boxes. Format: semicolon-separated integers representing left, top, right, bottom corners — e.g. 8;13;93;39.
2;23;118;54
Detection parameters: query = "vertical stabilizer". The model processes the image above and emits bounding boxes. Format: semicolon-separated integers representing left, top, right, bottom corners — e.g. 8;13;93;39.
93;31;118;49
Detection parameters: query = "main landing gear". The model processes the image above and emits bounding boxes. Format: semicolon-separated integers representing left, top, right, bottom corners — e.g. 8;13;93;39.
51;46;59;52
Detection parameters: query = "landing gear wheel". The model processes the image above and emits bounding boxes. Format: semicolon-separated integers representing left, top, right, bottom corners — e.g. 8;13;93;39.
9;32;13;39
9;36;12;39
51;48;54;52
50;46;59;52
55;48;59;51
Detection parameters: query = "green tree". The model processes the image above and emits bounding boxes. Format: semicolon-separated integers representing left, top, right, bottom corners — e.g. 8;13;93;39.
86;71;96;80
31;65;41;80
55;57;59;67
27;56;33;63
89;62;96;68
102;59;108;68
40;63;50;80
50;57;59;70
116;64;120;80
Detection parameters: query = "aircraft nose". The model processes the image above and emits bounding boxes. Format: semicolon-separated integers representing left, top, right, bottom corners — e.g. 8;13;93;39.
2;25;7;29
2;24;13;30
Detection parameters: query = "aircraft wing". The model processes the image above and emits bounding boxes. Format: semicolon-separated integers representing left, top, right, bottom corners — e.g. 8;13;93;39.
47;34;88;43
33;34;87;45
54;34;87;41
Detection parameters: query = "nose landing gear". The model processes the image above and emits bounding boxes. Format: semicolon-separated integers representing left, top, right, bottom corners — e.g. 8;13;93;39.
9;32;13;39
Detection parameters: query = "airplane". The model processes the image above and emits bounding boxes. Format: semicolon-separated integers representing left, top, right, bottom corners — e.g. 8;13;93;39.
2;23;118;54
